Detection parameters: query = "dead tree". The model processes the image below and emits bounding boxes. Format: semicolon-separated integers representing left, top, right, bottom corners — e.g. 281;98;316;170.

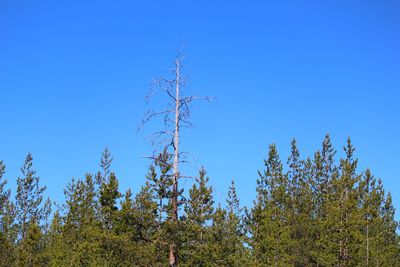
140;53;212;267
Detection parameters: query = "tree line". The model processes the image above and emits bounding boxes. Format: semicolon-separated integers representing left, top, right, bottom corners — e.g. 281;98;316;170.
0;135;399;266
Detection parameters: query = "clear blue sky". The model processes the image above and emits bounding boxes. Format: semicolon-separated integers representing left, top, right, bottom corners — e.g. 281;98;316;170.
1;0;399;216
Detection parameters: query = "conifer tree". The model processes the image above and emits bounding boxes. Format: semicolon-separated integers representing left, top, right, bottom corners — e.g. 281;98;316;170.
131;183;159;265
61;174;102;266
17;219;44;267
224;178;248;266
15;154;50;240
380;192;400;265
287;139;313;265
0;160;9;219
45;210;64;267
0;160;16;266
358;169;385;266
95;148;114;219
15;154;51;266
250;144;292;266
312;135;340;265
98;166;122;267
99;172;121;230
210;205;229;266
181;168;214;266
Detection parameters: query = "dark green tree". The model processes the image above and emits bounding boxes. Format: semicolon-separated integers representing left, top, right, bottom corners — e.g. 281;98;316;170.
181;167;214;266
224;178;248;266
250;144;292;266
0;160;16;266
15;154;50;239
287;139;314;266
99;172;121;230
58;174;102;266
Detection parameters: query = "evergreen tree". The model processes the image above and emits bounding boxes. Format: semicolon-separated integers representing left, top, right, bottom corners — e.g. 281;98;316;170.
15;154;51;266
15;154;50;240
358;169;388;266
210;205;229;266
312;135;340;265
145;149;174;263
380;192;400;266
250;144;292;266
0;160;16;266
97;147;113;184
17;219;44;267
224;178;248;266
0;160;9;219
287;139;314;266
59;174;102;266
1;136;399;266
99;172;121;230
181;167;214;266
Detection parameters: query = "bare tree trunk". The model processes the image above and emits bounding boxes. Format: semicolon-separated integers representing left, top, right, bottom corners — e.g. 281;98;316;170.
141;53;212;266
169;57;181;267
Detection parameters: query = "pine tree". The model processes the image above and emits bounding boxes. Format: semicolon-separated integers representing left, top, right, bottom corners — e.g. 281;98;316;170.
181;167;214;266
210;205;229;266
380;192;400;266
312;135;340;265
250;144;292;266
15;154;50;240
0;160;16;266
224;178;248;266
98;147;113;184
319;138;363;266
44;210;65;267
17;219;44;267
60;174;102;266
0;160;9;219
99;172;121;230
15;154;51;266
358;169;388;266
95;148;115;220
287;139;314;266
131;183;159;265
145;149;174;263
98;171;122;266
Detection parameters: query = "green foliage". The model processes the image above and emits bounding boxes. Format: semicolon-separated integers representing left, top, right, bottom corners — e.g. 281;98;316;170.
15;154;50;240
0;138;399;266
180;168;214;266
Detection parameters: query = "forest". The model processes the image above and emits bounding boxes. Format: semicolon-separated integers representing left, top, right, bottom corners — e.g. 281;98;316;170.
0;135;400;266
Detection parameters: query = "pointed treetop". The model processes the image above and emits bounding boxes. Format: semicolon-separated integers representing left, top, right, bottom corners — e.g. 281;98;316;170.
227;178;241;215
288;138;301;172
344;137;355;162
100;147;113;181
0;160;5;177
20;153;35;177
